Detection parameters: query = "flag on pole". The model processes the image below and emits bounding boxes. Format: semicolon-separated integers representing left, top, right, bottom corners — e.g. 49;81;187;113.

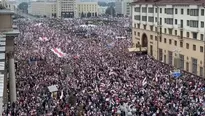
39;37;49;41
142;77;147;86
51;48;66;57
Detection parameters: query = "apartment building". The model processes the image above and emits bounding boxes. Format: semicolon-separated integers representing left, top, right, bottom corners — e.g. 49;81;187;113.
76;0;98;17
115;0;134;16
31;1;57;17
132;0;205;77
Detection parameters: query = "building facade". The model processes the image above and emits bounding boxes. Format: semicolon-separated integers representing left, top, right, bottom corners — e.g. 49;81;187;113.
132;0;205;77
57;0;76;18
115;0;133;16
30;1;57;17
76;0;98;18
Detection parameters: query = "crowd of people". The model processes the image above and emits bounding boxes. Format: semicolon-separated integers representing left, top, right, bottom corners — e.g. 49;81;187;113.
2;17;205;116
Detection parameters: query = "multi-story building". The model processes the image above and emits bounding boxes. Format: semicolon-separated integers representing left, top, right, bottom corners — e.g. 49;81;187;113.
115;0;133;16
76;0;98;18
56;0;76;18
30;1;57;17
132;0;205;77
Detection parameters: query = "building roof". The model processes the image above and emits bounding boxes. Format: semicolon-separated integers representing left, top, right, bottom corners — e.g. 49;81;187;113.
132;0;205;5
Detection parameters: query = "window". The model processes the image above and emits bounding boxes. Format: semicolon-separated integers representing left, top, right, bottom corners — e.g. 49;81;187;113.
164;38;167;43
189;9;199;16
155;27;157;32
186;43;189;49
159;48;163;61
148;7;154;13
187;32;189;38
134;15;141;20
181;9;184;14
150;35;153;40
148;17;154;22
138;32;140;36
150;45;153;56
192;58;197;74
201;9;204;16
180;41;183;47
150;26;153;31
134;31;136;35
189;20;198;28
169;39;172;44
165;18;173;25
165;8;173;14
155;36;157;41
160;8;162;13
187;20;190;26
155;17;157;22
155;8;157;13
168;51;173;65
186;62;189;71
193;44;196;51
200;46;203;52
142;7;147;13
201;34;204;41
175;9;178;14
142;16;147;21
201;21;204;28
174;40;177;46
179;54;184;70
168;29;172;35
164;28;167;33
175;19;177;25
135;7;140;12
175;30;177;35
187;9;189;15
137;24;140;28
134;24;136;28
200;67;203;76
159;37;162;42
192;32;197;39
143;25;146;29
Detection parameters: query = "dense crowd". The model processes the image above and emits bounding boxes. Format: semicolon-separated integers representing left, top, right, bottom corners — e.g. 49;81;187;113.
2;17;205;116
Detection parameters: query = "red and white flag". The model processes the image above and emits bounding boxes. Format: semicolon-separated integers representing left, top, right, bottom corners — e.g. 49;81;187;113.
51;48;66;57
39;37;49;41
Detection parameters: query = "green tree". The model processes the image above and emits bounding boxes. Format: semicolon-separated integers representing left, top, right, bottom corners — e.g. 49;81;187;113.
105;6;115;16
87;12;91;17
18;2;28;13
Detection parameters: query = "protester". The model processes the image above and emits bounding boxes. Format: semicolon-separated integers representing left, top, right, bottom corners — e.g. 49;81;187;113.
2;17;205;116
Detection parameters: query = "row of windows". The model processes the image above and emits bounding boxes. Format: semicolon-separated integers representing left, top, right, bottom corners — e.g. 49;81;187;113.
134;24;205;40
155;48;203;76
134;16;205;28
134;7;205;16
146;35;204;55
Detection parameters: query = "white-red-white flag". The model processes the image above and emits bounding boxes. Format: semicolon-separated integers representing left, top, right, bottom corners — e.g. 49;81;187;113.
39;37;49;41
51;48;66;57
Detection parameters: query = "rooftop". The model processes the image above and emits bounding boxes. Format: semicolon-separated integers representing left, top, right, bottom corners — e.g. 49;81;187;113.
132;0;205;5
